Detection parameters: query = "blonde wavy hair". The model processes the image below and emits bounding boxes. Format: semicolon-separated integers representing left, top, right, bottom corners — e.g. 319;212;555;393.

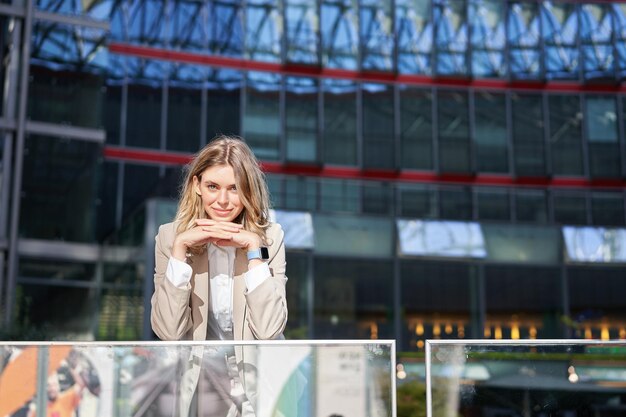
174;136;271;253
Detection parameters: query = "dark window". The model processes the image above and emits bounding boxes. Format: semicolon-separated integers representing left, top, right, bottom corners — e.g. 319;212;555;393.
515;190;548;223
549;95;583;176
400;87;433;170
167;74;202;152
512;94;545;176
476;188;510;221
206;69;241;140
474;92;508;173
362;83;394;169
286;77;318;163
438;90;470;173
323;79;357;165
439;187;472;220
588;96;620;178
243;72;281;160
591;193;625;226
398;185;437;218
553;193;587;225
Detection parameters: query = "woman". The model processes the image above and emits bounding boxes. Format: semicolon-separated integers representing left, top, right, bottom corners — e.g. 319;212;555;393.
150;136;287;416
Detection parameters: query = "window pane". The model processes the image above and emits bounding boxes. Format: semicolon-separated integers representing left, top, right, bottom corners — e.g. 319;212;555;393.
474;91;508;172
167;65;203;152
170;1;208;53
362;181;391;215
285;176;318;211
515;189;548;223
322;0;358;69
103;80;122;145
98;287;143;340
285;0;319;64
285;253;311;339
476;188;510;221
401;260;477;351
438;90;470;173
549;95;583;176
485;265;561;339
396;0;432;74
286;77;318;162
398;185;437;218
580;4;614;81
363;83;394;169
553;193;587;225
434;0;468;76
122;164;160;220
97;162;119;242
246;0;281;62
591;193;625;226
243;72;281;160
206;69;242;141
361;0;394;71
569;267;626;340
588;96;620;178
542;3;578;80
439;187;472;220
512;93;545;176
319;179;359;213
508;2;541;79
400;87;433;170
470;0;505;78
20;135;100;242
314;258;393;339
323;79;357;165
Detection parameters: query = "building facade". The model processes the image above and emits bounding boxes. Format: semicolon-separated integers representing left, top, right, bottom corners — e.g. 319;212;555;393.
0;0;625;350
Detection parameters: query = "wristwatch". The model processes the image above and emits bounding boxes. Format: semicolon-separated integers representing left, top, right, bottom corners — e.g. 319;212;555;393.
247;247;269;261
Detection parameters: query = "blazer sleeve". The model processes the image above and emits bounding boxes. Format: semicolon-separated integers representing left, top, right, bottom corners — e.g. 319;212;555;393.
150;223;194;340
244;223;288;340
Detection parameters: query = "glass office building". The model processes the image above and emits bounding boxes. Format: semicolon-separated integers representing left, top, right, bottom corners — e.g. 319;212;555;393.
0;0;625;350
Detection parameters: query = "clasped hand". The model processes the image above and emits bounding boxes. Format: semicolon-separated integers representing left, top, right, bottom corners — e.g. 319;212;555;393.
172;219;261;261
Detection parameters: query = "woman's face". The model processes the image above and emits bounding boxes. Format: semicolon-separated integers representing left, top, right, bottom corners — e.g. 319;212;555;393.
193;164;244;222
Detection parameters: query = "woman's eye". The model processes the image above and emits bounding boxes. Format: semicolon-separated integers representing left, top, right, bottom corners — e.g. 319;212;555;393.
207;184;218;190
230;186;237;192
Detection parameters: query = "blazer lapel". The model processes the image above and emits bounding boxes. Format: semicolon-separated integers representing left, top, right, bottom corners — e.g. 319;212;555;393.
232;249;248;340
189;250;210;341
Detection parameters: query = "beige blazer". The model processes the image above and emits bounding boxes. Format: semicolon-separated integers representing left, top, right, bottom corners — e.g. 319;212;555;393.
150;221;288;416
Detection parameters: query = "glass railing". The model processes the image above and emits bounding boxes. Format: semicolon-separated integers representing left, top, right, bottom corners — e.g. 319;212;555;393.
0;340;396;417
425;340;626;417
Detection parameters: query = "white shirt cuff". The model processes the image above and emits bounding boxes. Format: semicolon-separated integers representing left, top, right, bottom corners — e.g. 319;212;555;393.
166;257;193;288
244;262;271;292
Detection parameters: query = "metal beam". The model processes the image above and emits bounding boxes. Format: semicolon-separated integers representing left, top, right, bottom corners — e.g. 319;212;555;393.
25;120;106;143
33;9;110;30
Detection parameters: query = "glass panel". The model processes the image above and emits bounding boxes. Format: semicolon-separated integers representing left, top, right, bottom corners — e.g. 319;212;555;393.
319;179;359;213
360;0;394;71
508;2;541;79
512;93;545;176
127;0;169;47
616;5;626;78
515;189;548;223
399;87;433;170
266;174;284;208
122;164;160;219
541;3;579;80
167;64;204;152
588;96;620;178
284;253;310;339
14;284;98;338
285;77;318;162
476;187;510;221
209;0;244;56
246;0;281;62
362;83;394;169
171;0;208;52
563;226;626;263
19;259;96;283
469;0;505;78
98;287;143;340
322;0;358;69
270;209;315;249
243;72;281;160
285;176;318;211
362;181;392;215
439;187;472;220
20;135;100;242
396;0;432;74
314;258;394;338
398;184;437;218
323;79;357;165
397;219;486;258
35;0;114;20
285;0;319;64
553;193;587;225
103;77;122;145
482;223;560;264
434;0;468;76
29;22;107;128
438;90;470;173
569;267;626;340
580;4;614;80
549;94;583;176
485;265;561;338
126;58;167;149
401;261;476;351
206;69;242;141
314;213;393;257
474;91;508;173
96;162;119;242
591;193;625;226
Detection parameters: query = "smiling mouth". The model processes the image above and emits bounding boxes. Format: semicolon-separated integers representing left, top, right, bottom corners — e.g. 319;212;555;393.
212;208;232;214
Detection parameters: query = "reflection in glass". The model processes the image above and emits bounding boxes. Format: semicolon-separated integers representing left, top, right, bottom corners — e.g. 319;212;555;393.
616;5;626;78
397;219;486;258
470;0;505;77
243;71;281;160
482;223;560;265
246;0;282;62
20;135;100;242
209;0;244;56
396;0;432;74
314;213;394;257
434;0;468;75
322;0;358;69
474;91;507;172
171;0;208;52
438;90;470;173
399;87;433;170
286;77;318;162
360;0;394;71
542;3;579;80
36;0;114;20
323;79;357;165
127;0;169;47
549;94;582;176
580;4;614;80
285;0;319;64
362;83;394;169
508;2;541;79
588;96;620;178
563;226;626;263
512;93;545;176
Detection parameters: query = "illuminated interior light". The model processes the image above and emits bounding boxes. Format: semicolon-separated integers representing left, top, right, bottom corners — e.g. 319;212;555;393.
619;328;626;339
415;322;424;336
417;340;425;349
584;327;592;339
600;326;609;341
433;323;441;337
511;324;520;340
494;326;502;340
529;326;537;339
484;327;491;338
445;323;453;334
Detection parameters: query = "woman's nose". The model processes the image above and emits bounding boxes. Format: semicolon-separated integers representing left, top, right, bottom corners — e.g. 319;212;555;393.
217;189;229;204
